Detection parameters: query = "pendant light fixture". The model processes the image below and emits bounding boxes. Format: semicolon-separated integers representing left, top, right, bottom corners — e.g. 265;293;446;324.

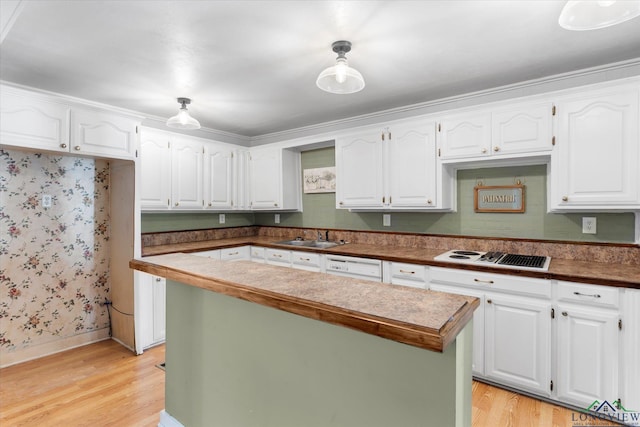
559;0;640;30
166;97;201;130
316;40;365;94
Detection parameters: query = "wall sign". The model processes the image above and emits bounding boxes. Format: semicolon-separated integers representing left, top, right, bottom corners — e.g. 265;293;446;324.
303;167;336;193
474;185;525;213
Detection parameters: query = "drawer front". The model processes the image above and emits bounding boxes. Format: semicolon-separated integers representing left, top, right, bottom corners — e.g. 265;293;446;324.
430;267;551;299
291;251;321;268
266;248;291;264
191;250;221;259
557;281;619;309
250;246;265;262
220;246;249;261
391;262;427;284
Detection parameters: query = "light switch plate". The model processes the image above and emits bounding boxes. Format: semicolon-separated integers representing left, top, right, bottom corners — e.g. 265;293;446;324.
383;214;391;227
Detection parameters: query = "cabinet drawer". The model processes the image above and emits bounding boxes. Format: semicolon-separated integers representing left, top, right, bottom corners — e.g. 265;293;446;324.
291;251;321;268
191;250;221;259
391;263;428;284
220;246;249;261
557;281;619;309
430;267;551;299
250;246;266;263
266;248;291;266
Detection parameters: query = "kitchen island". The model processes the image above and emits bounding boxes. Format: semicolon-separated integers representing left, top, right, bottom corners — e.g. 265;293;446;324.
131;253;479;427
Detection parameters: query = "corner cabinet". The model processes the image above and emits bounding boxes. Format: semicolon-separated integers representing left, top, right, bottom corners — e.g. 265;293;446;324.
550;85;640;210
335;119;449;210
248;147;301;210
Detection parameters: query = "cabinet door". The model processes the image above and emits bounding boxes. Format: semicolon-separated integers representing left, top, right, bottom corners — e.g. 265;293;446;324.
70;108;138;159
556;304;619;408
140;130;171;210
335;131;383;208
151;276;166;344
552;88;639;208
388;122;437;208
485;294;551;396
492;102;553;155
429;283;485;376
204;144;234;210
171;136;204;209
0;90;70;152
438;112;491;159
249;148;282;209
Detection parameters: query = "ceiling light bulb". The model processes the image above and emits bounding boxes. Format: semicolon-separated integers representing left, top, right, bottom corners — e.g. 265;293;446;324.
559;0;640;30
335;57;348;84
316;40;365;95
166;97;201;130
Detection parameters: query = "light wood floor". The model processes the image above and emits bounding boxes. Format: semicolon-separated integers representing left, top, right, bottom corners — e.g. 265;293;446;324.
0;340;577;426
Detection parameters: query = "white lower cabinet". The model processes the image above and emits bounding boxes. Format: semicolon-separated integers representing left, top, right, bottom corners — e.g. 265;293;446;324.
290;251;322;272
249;246;266;263
138;272;166;349
484;293;551;396
220;246;250;261
386;262;428;289
265;248;291;267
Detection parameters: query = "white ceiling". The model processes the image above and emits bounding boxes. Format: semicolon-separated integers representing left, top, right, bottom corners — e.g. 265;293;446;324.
1;1;639;138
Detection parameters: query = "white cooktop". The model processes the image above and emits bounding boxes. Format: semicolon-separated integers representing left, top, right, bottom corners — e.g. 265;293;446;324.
434;250;551;272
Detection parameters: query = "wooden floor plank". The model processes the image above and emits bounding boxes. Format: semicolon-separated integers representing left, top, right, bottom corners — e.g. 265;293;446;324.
1;340;577;426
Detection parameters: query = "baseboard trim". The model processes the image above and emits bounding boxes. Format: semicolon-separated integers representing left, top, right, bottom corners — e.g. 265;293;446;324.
158;410;184;427
0;328;111;368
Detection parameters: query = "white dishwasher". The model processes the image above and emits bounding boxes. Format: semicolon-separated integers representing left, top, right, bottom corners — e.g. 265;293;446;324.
325;254;382;282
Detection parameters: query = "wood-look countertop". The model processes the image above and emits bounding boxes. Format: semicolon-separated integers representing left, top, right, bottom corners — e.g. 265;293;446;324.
130;253;479;353
141;236;640;289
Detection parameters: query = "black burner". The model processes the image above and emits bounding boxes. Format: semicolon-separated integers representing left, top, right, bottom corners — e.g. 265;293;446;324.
450;255;471;259
452;250;480;256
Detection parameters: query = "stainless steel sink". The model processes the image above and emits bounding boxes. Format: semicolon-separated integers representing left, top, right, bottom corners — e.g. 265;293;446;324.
275;239;340;249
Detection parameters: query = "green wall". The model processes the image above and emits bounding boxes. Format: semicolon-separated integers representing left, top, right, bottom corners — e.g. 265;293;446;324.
142;147;635;243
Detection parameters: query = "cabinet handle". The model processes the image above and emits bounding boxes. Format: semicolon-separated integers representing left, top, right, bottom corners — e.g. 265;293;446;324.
474;278;494;284
227;251;239;256
427;199;432;204
493;146;500;152
487;299;492;304
60;143;68;149
573;291;601;298
399;269;415;274
74;146;81;151
299;257;310;262
562;311;568;316
273;254;282;258
155;277;162;282
481;148;487;154
562;196;568;202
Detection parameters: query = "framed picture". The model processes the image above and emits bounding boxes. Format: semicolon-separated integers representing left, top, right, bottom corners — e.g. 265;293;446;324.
474;185;525;213
303;167;336;193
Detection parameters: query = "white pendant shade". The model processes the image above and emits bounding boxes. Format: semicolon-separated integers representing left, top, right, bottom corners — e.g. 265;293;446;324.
559;0;640;30
166;97;201;130
316;41;365;95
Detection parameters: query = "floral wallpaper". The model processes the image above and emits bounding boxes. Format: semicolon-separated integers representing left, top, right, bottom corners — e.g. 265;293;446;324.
0;148;110;358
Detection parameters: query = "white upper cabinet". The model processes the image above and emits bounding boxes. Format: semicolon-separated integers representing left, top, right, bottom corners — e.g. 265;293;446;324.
438;111;491;159
492;102;553;155
248;147;301;210
335;128;384;208
70;108;138;159
1;89;70;152
550;85;640;210
140;128;171;210
204;144;234;210
336;119;446;210
1;86;139;160
170;135;204;210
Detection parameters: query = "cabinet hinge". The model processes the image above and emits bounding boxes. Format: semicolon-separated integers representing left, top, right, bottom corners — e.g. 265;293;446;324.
382;196;385;204
167;199;170;206
438;148;441;157
381;132;385;141
438;123;441;132
135;149;138;158
388;131;391;140
552;105;556;116
619;319;623;330
136;125;139;134
202;147;205;154
550;380;554;391
231;152;234;158
389;196;392;204
552;136;556;146
167;141;171;149
551;308;555;319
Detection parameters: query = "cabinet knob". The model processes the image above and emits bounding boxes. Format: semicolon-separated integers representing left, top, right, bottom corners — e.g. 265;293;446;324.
208;202;212;207
481;148;487;154
487;299;492;304
175;202;179;206
155;277;162;282
74;146;81;151
60;143;68;149
493;146;500;152
427;199;432;204
274;203;278;207
339;201;343;205
562;196;568;202
562;311;568;316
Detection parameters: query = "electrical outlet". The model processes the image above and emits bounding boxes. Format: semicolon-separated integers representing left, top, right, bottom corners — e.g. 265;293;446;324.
274;214;280;224
383;214;391;227
42;194;52;208
219;214;225;224
582;217;596;234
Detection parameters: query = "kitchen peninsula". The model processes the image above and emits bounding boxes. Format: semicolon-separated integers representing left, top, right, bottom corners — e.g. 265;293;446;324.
131;253;478;427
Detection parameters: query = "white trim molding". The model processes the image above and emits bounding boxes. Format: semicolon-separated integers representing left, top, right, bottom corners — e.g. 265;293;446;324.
158;410;184;427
